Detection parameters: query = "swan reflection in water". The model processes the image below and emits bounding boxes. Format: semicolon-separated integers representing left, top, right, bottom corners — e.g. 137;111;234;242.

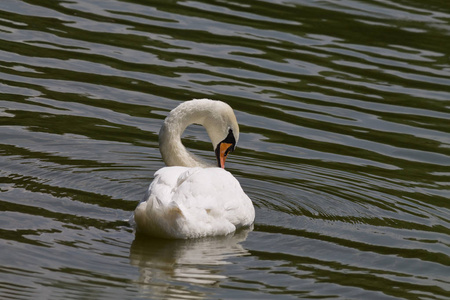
129;227;252;298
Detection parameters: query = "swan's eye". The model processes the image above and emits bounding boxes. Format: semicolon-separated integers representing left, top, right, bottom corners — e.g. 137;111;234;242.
222;129;236;147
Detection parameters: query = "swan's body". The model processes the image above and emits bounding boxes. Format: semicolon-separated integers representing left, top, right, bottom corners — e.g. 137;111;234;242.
134;99;255;239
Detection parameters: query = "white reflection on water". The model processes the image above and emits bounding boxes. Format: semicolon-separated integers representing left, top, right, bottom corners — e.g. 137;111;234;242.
129;228;252;299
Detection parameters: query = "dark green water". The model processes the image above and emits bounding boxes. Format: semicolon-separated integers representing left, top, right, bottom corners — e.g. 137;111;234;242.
1;0;449;299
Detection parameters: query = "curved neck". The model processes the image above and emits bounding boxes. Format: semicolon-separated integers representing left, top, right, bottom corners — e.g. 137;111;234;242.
159;124;213;168
158;102;215;168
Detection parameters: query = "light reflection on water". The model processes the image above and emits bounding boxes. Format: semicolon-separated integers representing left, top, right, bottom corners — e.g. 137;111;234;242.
130;229;251;298
0;0;449;299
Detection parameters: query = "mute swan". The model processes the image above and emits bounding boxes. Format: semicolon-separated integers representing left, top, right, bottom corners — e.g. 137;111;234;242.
134;99;255;239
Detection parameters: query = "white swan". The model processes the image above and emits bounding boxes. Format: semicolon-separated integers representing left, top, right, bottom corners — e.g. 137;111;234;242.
134;99;255;239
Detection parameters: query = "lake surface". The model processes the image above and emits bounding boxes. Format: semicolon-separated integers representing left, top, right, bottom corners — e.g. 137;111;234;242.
1;0;449;299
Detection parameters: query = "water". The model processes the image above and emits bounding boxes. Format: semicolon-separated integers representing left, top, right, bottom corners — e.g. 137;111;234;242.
1;0;449;299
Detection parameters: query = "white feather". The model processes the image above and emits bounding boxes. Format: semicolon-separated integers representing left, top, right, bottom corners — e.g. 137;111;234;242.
135;167;254;238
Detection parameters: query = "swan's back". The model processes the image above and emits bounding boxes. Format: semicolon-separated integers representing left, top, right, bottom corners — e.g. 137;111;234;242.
134;166;255;239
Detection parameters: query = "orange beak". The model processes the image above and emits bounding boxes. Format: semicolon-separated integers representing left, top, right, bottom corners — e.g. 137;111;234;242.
218;142;233;169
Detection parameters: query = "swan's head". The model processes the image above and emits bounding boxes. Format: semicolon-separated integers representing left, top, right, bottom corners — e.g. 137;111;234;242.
201;100;239;169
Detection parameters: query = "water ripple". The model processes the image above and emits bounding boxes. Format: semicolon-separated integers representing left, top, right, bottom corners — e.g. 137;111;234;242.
1;0;449;299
